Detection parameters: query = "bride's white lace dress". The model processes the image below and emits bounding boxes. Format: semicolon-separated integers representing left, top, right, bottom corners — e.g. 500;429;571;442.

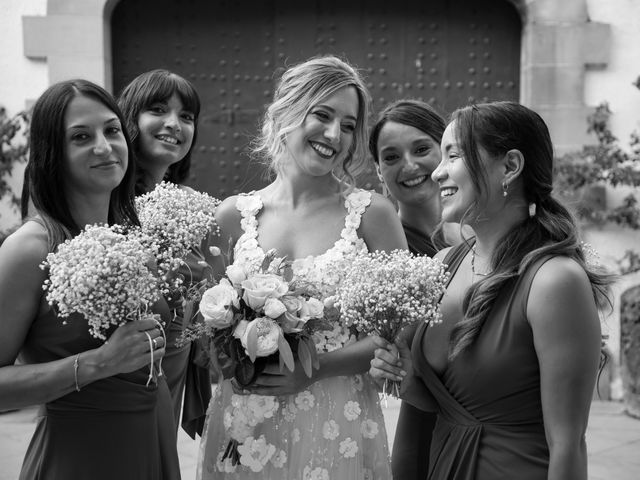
197;189;392;480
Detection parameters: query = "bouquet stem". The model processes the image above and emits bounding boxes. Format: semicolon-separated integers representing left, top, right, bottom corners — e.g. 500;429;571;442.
382;378;401;404
222;439;241;466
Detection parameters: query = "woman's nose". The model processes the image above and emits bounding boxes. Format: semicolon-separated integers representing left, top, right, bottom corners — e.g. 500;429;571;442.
431;160;446;183
164;111;181;131
93;133;112;156
323;119;340;142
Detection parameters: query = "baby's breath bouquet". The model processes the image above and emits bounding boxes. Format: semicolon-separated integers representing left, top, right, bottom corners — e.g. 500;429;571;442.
135;181;221;295
42;224;165;385
334;249;449;397
42;224;162;340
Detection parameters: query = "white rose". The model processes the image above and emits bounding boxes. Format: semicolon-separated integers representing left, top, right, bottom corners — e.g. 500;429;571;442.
263;298;287;319
305;297;324;318
281;295;302;313
323;296;336;309
280;311;306;334
241;273;289;310
226;264;247;286
200;279;238;328
241;317;282;357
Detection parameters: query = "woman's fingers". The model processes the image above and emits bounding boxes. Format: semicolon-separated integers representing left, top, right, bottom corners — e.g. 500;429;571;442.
370;357;406;382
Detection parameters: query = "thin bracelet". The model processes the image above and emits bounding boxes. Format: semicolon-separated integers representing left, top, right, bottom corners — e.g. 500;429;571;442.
73;354;81;392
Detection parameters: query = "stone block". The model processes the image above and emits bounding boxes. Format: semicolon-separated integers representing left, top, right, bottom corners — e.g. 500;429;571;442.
525;24;589;66
583;22;611;67
22;15;104;59
522;64;584;105
526;0;588;23
534;104;594;153
47;55;107;87
47;0;108;16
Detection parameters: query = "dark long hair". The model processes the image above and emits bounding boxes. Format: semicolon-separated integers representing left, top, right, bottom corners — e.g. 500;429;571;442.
22;79;139;251
117;69;200;194
449;101;612;359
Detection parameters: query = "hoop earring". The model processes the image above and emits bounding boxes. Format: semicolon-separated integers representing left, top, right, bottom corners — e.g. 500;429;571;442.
502;180;508;198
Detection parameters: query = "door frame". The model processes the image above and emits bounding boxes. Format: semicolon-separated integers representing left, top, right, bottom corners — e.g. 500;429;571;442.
23;0;610;152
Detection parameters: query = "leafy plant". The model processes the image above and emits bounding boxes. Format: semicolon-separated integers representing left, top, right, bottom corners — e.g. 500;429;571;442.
554;82;640;275
0;106;30;216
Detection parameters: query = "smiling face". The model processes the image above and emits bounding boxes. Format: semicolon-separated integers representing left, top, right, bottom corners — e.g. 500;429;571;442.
432;121;478;224
434;120;508;225
136;93;195;169
284;85;359;177
63;95;128;196
376;121;441;207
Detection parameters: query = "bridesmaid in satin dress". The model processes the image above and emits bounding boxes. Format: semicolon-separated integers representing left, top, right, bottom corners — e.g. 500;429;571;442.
119;69;212;438
371;101;612;480
369;99;447;480
1;79;180;480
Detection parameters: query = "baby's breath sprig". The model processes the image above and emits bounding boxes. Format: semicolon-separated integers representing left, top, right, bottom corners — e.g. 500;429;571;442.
136;181;221;291
41;224;162;340
335;249;449;342
334;249;448;398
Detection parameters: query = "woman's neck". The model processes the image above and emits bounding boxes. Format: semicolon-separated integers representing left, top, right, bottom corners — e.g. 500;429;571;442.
398;199;441;237
268;167;342;208
138;157;169;188
470;206;527;260
66;192;111;228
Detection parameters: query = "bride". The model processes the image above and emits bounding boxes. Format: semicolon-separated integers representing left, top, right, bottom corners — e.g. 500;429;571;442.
198;55;407;479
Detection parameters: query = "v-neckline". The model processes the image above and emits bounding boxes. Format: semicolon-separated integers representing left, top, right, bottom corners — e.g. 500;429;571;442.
250;193;349;262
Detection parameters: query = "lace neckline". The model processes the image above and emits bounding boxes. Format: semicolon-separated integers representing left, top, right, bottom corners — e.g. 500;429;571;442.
235;189;371;263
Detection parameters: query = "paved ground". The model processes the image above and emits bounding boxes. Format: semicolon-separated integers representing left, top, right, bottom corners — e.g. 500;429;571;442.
1;399;639;479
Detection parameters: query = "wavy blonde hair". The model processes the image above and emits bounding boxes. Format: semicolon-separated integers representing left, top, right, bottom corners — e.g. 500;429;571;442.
252;55;372;190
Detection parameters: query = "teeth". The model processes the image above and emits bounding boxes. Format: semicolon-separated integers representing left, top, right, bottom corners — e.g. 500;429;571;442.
441;187;457;197
310;142;335;157
401;175;427;187
157;135;178;145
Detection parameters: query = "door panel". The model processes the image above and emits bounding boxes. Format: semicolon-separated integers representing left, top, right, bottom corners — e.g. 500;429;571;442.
112;0;520;196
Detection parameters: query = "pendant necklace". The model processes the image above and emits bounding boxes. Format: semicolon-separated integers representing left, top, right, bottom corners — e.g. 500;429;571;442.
471;245;492;277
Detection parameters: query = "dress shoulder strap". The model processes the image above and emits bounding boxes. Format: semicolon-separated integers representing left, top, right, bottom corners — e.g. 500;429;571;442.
442;240;473;286
340;189;372;241
234;192;263;236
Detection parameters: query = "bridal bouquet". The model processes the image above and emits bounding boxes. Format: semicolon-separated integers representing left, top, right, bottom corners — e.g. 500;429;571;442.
334;249;449;396
181;250;333;471
135;181;220;296
182;249;332;387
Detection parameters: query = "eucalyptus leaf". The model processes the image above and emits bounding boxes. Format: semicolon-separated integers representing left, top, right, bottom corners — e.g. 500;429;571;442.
278;333;295;372
246;324;258;362
298;337;313;378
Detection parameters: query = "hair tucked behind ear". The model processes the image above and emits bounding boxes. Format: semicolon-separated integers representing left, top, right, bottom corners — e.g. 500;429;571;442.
448;102;613;360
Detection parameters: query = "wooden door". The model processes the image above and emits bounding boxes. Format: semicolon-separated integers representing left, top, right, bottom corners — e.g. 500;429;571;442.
112;0;521;196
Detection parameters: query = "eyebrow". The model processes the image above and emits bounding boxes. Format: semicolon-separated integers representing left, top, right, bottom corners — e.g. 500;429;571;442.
67;117;121;130
314;104;357;123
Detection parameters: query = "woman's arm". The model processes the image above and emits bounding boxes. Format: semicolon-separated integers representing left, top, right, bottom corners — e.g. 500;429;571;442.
202;195;243;279
528;257;601;480
359;192;408;252
0;224;167;411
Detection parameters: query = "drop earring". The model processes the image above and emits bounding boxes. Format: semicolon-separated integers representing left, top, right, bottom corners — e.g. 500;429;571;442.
502;180;508;197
